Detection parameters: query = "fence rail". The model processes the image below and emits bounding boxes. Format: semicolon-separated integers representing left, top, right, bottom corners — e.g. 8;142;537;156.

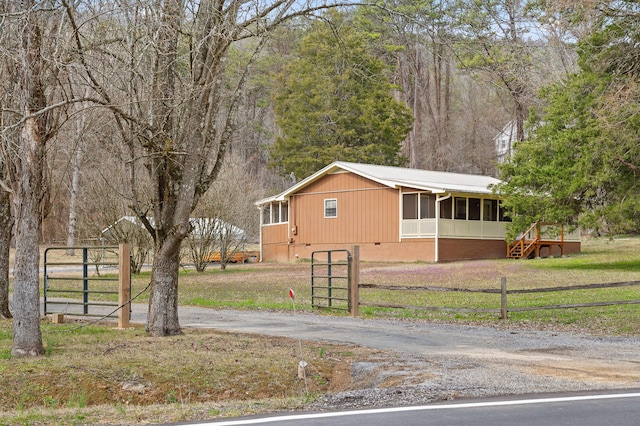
500;279;640;316
313;246;640;319
357;278;640;319
359;283;500;293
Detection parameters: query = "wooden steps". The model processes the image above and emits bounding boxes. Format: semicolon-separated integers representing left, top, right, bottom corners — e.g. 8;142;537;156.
507;222;566;259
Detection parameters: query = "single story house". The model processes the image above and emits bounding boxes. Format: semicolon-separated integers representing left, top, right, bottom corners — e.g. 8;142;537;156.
255;162;581;263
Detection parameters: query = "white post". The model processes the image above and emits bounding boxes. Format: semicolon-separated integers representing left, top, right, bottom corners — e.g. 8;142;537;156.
435;193;452;263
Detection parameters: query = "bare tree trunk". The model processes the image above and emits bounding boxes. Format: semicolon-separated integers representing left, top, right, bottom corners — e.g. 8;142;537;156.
419;42;453;171
11;0;50;357
0;187;12;319
12;119;46;356
410;43;419;168
66;105;86;256
144;0;184;336
147;239;182;336
514;96;526;143
67;94;89;256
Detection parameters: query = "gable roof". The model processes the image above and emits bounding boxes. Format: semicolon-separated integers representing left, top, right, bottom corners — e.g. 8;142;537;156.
256;162;502;205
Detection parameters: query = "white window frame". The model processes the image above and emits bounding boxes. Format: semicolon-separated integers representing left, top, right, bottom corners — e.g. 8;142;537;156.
262;201;290;226
324;198;337;218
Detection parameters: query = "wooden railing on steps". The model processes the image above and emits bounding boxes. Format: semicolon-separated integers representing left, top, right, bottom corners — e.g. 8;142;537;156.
507;222;540;259
507;222;567;259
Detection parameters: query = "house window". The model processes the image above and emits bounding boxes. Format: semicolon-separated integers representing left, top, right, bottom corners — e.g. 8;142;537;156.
324;199;337;218
440;197;452;219
262;204;271;225
420;194;436;219
454;197;467;220
262;202;289;225
483;199;498;221
403;193;436;219
403;194;418;219
469;198;481;221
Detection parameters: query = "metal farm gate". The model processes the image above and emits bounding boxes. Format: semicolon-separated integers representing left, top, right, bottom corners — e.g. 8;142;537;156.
311;249;352;312
43;245;132;326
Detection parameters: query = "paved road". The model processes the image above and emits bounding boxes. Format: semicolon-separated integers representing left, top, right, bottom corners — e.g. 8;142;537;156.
132;303;637;359
185;392;640;426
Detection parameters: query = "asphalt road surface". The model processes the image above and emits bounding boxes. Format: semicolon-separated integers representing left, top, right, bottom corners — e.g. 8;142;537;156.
132;304;637;358
182;392;640;426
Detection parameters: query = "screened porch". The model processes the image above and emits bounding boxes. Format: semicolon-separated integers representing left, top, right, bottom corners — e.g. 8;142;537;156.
400;192;510;239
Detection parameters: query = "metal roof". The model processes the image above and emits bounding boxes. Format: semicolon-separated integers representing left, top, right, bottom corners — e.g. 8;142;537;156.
256;161;502;205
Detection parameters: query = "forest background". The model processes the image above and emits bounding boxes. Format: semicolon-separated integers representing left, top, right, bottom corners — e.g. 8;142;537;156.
2;0;594;248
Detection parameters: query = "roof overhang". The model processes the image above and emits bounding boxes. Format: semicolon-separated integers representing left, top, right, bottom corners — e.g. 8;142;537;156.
255;162;501;207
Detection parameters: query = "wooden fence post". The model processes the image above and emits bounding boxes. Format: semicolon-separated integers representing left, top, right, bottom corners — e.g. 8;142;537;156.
118;243;131;328
349;245;359;317
500;276;508;320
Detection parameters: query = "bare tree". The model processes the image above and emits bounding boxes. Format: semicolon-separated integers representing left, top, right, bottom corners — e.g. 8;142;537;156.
101;216;153;274
183;217;218;273
396;1;456;171
0;0;84;355
64;0;344;336
65;96;90;255
3;0;67;356
184;163;260;273
215;220;248;271
189;157;260;271
455;0;543;144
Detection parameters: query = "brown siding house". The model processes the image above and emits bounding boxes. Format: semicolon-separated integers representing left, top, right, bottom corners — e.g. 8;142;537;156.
256;162;581;262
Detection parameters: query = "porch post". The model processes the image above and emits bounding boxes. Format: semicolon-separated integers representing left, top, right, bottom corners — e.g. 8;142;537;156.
435;194;452;263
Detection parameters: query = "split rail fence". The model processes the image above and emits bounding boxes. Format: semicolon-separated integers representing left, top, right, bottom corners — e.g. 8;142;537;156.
358;278;640;319
323;246;640;319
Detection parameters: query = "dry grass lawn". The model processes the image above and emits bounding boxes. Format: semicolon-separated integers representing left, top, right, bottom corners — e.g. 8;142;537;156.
0;320;378;425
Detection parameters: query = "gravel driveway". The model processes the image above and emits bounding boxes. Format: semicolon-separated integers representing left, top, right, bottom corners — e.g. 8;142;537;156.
132;304;640;409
